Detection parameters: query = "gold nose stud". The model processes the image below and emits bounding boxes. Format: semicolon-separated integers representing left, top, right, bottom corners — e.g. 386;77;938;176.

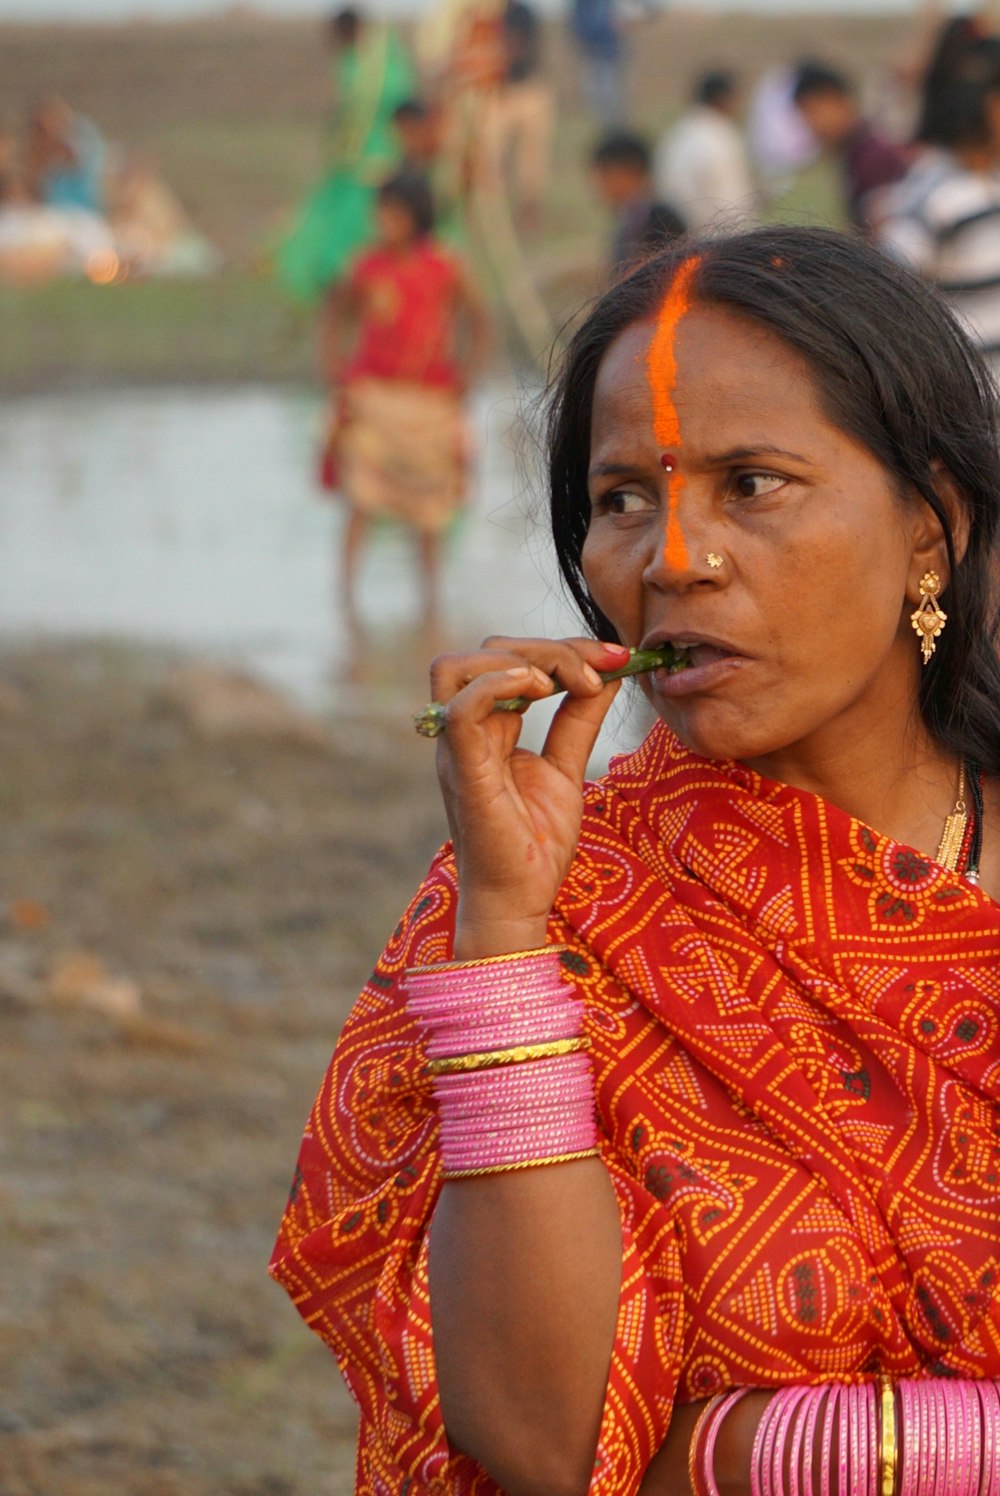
706;553;724;569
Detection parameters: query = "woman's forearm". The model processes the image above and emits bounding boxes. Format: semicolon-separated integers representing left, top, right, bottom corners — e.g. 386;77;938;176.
428;1156;622;1496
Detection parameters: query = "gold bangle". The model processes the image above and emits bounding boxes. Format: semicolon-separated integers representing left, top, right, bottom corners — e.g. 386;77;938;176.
408;946;567;974
879;1375;897;1496
428;1037;591;1074
441;1148;600;1179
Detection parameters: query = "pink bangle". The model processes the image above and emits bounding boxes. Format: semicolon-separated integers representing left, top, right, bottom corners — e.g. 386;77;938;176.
820;1385;840;1496
789;1387;823;1496
769;1387;812;1496
916;1376;934;1496
961;1379;980;1496
757;1387;785;1496
691;1388;754;1496
897;1379;916;1496
864;1382;878;1496
928;1376;946;1496
837;1382;851;1496
750;1389;774;1496
950;1380;967;1496
977;1380;999;1496
802;1387;828;1496
853;1383;875;1496
846;1384;860;1496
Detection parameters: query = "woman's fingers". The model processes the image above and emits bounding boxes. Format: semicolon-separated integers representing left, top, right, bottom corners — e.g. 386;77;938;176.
542;674;623;788
435;664;555;767
429;636;625;713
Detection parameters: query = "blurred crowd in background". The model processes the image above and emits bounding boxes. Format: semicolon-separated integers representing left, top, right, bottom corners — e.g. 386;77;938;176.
9;0;1000;628
0;92;220;282
7;3;1000;314
266;0;1000;629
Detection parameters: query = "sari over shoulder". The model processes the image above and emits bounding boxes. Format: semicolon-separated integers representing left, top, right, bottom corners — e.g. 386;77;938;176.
270;723;1000;1494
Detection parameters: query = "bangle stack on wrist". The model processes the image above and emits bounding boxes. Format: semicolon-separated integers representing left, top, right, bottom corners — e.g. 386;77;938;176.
407;946;600;1179
689;1375;1000;1496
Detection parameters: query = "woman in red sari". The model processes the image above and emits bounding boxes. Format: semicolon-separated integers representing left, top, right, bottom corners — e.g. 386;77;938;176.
271;226;1000;1495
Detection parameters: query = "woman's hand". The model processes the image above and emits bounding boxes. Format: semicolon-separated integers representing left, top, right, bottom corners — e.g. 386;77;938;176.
429;635;630;957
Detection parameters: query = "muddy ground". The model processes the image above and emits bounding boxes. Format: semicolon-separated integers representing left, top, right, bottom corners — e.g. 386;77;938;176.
0;642;449;1494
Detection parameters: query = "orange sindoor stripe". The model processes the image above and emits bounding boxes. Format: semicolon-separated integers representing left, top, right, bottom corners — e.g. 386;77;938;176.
645;257;700;571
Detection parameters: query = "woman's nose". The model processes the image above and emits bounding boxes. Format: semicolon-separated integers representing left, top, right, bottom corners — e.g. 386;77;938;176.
641;488;710;589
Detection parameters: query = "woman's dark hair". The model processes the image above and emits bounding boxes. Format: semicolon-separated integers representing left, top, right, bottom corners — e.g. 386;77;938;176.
546;225;1000;772
378;171;435;238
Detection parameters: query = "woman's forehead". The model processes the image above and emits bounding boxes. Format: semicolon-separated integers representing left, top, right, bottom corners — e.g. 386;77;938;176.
592;307;825;439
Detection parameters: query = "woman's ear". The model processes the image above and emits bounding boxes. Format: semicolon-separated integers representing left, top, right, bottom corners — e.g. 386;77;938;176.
907;461;970;596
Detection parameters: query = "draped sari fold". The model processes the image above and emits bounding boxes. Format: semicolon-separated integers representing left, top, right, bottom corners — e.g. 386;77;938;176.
270;722;1000;1494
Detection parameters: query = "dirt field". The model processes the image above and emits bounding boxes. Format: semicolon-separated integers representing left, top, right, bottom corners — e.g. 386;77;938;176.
0;642;448;1494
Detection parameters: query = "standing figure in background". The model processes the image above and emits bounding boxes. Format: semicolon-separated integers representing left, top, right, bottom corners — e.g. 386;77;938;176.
912;13;993;146
430;0;508;201
590;130;685;277
746;66;820;202
570;0;624;126
391;98;464;246
791;61;911;237
276;8;414;304
879;65;1000;377
319;173;490;633
478;0;554;233
654;69;758;235
25;95;106;216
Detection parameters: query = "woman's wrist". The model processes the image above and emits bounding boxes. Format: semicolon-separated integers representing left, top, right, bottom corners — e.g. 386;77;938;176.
453;916;552;961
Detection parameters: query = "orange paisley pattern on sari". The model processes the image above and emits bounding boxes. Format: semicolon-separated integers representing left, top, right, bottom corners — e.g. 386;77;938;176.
270;722;1000;1494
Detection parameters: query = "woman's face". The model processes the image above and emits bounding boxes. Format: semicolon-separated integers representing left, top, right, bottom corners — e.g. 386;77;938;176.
581;303;937;778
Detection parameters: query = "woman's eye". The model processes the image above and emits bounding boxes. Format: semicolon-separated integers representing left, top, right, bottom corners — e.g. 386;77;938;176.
599;489;655;515
733;471;786;499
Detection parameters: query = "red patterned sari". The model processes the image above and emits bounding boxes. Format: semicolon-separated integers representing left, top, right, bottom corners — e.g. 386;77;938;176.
270;723;1000;1494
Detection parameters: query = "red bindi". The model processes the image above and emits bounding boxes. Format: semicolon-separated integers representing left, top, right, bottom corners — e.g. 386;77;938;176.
660;453;677;472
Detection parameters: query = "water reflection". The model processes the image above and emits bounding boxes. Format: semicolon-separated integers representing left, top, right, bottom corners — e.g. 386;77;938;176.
0;380;648;759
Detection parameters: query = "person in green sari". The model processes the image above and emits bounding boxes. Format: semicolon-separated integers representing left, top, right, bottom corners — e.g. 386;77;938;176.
276;7;415;303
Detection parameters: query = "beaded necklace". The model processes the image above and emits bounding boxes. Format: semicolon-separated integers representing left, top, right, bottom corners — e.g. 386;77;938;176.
936;761;984;884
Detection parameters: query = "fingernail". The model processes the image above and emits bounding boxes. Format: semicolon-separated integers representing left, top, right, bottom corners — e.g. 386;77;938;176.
582;664;603;688
531;668;553;689
505;666;532;678
601;641;630;657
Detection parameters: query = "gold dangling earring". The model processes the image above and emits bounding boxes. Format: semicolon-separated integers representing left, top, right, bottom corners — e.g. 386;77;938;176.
910;571;947;664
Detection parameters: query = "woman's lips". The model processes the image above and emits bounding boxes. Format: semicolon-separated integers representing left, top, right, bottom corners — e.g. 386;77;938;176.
647;642;748;697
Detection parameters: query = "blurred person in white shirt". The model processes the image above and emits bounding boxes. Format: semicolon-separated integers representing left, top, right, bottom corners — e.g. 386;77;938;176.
879;60;1000;377
655;69;758;234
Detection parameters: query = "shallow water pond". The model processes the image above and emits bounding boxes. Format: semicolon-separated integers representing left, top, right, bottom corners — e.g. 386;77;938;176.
0;381;647;759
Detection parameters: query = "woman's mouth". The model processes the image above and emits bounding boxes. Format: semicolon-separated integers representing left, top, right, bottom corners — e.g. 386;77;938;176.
663;642;731;670
645;637;747;696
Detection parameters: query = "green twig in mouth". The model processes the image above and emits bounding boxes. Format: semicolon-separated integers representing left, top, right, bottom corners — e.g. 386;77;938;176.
413;644;690;738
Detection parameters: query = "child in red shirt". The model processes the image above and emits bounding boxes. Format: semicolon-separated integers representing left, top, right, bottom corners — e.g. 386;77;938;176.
320;172;490;631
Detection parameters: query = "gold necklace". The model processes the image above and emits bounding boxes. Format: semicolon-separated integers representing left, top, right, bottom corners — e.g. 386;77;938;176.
936;762;968;872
